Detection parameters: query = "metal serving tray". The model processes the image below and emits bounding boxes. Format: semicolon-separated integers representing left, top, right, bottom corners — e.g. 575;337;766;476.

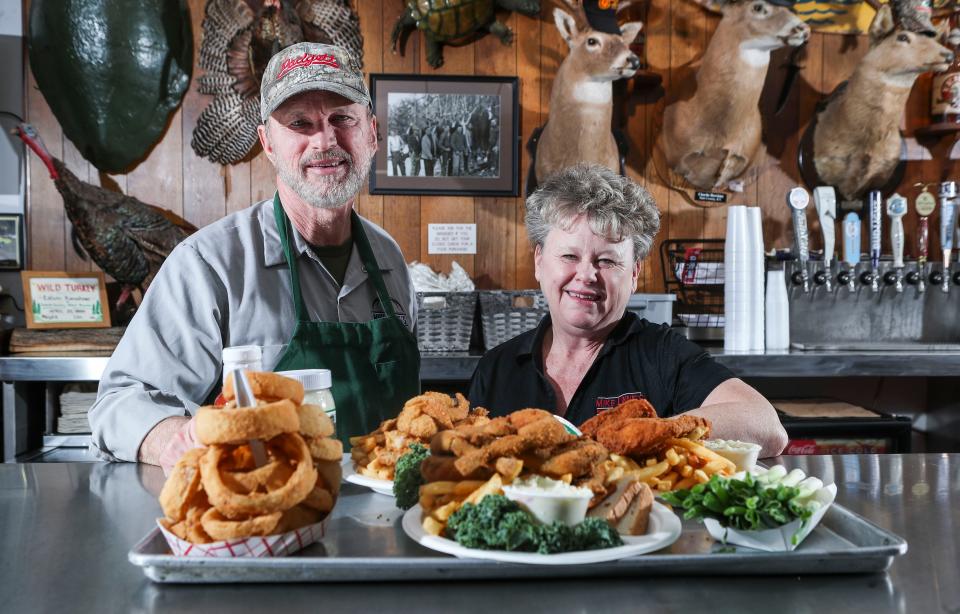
129;484;907;584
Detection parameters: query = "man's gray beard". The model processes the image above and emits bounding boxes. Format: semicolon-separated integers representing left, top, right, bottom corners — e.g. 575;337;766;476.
277;150;373;210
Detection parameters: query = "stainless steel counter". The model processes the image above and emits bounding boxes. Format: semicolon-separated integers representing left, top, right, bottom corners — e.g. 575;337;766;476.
0;454;956;613
5;350;959;460
4;346;960;383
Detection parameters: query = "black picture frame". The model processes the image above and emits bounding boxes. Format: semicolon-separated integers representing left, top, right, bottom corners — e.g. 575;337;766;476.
369;74;519;197
0;213;23;270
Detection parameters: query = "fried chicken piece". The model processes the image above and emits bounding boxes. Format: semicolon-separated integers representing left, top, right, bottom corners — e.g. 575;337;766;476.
408;414;439;439
516;416;574;449
453;416;575;475
580;399;658;438
447;392;471;422
420;453;493;482
594;415;712;457
396;403;422;434
417;398;456;430
539;439;610;479
508;408;554;429
459;407;489;426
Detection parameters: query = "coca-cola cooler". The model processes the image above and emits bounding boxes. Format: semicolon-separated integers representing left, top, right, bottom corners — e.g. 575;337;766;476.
774;399;913;455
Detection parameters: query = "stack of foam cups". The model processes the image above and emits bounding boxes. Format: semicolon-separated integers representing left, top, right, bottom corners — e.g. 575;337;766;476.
724;206;765;351
746;207;765;351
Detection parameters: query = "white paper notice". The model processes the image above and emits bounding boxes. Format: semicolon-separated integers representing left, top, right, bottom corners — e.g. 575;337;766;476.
428;224;477;255
29;277;104;323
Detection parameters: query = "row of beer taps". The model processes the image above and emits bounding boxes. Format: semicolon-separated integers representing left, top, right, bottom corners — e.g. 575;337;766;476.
786;183;960;294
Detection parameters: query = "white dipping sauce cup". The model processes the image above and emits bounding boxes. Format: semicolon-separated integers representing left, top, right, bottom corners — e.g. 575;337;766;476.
704;440;762;472
502;485;594;526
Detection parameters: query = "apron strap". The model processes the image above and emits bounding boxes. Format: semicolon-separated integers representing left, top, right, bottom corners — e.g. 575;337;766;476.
350;210;398;319
273;193;310;322
272;193;399;322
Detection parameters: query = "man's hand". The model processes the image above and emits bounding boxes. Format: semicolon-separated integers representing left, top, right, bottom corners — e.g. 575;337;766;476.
138;416;201;474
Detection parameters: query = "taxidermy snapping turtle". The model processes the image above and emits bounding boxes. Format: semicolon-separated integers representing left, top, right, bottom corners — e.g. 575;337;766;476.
392;0;541;68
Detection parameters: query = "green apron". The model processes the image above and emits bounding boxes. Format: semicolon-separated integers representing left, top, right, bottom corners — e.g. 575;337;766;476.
271;194;421;446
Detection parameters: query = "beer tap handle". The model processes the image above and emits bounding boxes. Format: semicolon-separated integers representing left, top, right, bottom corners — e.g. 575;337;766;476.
788;188;811;293
919;217;929;262
814;187;837;265
885;195;905;293
938;182;958;293
842;212;860;292
915;184;936;294
868;191;882;292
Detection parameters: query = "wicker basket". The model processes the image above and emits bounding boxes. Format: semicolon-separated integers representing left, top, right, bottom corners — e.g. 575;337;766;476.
479;290;549;350
416;291;477;352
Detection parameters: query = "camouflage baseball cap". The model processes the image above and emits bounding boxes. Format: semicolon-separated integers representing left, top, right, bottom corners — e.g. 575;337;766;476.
260;42;370;122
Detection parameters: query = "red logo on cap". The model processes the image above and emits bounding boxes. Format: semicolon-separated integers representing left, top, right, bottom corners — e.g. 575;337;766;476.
276;53;340;80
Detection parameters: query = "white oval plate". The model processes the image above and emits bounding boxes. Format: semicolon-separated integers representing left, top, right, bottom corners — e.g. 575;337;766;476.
401;502;681;565
341;455;395;497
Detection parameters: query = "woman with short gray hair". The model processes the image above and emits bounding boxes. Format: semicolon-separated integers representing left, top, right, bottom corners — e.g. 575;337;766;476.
525;164;660;263
469;163;787;458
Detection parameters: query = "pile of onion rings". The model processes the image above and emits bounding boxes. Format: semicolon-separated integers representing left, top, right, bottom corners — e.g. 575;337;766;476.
159;371;341;545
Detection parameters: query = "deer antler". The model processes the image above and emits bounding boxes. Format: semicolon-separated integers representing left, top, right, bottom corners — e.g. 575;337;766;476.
555;0;590;27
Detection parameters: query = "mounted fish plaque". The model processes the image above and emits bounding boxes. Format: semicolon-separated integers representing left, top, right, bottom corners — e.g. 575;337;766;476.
28;0;192;173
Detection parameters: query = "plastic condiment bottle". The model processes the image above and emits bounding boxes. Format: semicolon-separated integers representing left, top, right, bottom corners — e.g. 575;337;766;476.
221;345;263;384
278;369;336;427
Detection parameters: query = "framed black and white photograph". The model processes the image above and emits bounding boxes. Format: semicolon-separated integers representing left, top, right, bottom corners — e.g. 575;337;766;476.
0;213;23;270
369;74;519;197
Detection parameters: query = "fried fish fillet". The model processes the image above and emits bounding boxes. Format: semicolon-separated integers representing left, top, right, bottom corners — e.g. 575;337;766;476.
580;399;658;438
539;439;609;479
592;414;711;457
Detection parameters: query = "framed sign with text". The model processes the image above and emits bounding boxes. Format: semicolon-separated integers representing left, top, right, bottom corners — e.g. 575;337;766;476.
21;271;112;329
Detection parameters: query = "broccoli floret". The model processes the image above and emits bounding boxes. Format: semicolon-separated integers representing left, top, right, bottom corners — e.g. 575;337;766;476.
393;444;430;510
445;495;624;554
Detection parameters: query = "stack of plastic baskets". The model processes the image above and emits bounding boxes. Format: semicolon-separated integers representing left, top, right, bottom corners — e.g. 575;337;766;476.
478;290;549;350
416;292;477;352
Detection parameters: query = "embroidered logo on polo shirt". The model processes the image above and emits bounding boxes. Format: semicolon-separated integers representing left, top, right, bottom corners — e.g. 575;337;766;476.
595;392;646;412
372;297;409;327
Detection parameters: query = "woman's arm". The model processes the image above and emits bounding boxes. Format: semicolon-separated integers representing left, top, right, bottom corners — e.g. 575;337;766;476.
684;378;788;458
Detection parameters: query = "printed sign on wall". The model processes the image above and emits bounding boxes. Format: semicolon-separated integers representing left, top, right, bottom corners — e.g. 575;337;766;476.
428;224;477;255
21;271;111;329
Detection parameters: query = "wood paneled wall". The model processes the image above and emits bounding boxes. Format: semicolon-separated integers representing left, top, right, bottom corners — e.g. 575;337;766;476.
22;0;959;294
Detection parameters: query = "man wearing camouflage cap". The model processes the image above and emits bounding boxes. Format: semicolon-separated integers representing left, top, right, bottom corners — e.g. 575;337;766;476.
90;43;421;469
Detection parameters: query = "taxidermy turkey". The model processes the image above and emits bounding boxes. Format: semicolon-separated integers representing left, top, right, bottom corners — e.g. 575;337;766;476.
192;0;364;164
17;124;197;307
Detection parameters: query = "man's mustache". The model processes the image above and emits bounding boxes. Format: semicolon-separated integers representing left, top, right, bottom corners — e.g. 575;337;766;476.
301;149;352;168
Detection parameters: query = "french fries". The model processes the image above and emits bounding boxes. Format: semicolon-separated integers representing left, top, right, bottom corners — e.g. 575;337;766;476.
420;473;506;535
606;438;735;493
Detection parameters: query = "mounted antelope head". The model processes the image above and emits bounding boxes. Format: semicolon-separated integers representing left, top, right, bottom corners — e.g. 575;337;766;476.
533;0;643;185
661;0;809;191
813;5;953;201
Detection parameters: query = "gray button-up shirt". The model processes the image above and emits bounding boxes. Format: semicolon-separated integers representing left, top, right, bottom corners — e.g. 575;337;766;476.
88;199;417;461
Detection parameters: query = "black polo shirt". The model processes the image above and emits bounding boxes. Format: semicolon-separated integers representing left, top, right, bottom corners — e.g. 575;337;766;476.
467;311;734;426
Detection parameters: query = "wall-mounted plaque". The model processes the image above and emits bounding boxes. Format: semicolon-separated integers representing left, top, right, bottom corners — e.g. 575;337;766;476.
21;271;111;329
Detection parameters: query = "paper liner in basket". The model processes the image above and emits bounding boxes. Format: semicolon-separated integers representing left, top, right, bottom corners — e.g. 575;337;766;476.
703;483;838;552
157;518;326;557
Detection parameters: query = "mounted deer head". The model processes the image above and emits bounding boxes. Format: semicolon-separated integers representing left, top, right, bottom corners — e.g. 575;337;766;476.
533;0;643;185
813;5;953;200
661;0;809;191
